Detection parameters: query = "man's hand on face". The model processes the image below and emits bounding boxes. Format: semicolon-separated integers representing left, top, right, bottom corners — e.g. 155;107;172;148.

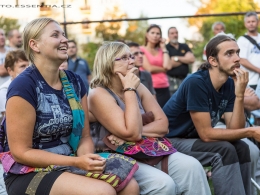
232;68;249;97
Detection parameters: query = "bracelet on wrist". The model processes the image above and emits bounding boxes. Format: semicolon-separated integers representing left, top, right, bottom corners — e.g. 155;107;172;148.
236;95;244;98
163;51;169;54
123;88;136;93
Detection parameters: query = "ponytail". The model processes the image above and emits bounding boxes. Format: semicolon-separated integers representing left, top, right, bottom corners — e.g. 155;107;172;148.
198;62;212;71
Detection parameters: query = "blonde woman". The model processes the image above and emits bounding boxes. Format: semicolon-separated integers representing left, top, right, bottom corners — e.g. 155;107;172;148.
3;18;138;195
88;42;211;195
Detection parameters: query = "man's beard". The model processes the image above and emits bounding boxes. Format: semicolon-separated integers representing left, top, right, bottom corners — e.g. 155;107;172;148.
16;43;22;48
248;28;257;33
219;64;237;77
69;54;77;59
170;39;178;44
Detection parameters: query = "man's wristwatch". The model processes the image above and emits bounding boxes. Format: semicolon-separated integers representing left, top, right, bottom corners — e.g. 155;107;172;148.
174;56;179;62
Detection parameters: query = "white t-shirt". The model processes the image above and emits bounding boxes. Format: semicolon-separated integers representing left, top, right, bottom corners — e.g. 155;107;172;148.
0;78;11;113
237;34;260;86
0;46;11;86
252;80;260;117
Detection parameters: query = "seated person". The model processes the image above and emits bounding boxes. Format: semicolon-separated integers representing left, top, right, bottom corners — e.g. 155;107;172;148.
213;86;260;195
127;42;156;97
163;35;260;195
0;50;29;120
2;18;138;195
0;50;29;195
88;41;211;195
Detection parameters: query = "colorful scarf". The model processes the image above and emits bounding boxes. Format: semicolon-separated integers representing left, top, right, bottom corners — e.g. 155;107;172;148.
59;70;85;152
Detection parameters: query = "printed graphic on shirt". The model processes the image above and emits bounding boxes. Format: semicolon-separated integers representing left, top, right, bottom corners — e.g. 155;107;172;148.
210;98;228;127
34;81;73;147
251;43;260;54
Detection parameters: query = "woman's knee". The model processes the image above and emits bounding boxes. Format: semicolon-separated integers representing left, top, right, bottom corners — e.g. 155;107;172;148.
176;155;204;175
134;162;176;194
159;175;176;194
140;173;176;194
50;172;117;195
119;178;139;195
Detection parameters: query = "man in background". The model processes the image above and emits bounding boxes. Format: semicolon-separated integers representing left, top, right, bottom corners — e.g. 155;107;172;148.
127;42;156;96
164;35;259;195
166;27;195;94
237;12;260;127
0;29;11;86
202;21;226;61
7;29;22;50
237;12;260;90
67;40;91;93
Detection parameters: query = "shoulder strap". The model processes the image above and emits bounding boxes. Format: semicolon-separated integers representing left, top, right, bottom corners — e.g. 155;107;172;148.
105;88;143;111
243;35;260;51
105;88;120;105
60;70;85;152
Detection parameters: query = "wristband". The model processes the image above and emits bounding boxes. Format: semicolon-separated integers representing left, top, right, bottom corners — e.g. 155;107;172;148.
123;88;136;92
163;51;169;54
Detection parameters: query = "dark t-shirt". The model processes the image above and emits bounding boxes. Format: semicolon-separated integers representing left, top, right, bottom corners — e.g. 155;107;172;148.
5;65;86;150
163;69;235;138
68;57;91;92
140;70;156;95
166;43;192;78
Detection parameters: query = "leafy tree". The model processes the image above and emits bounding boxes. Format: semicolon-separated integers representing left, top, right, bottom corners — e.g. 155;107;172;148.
187;0;260;59
0;16;20;35
95;6;127;41
81;42;100;71
124;14;149;45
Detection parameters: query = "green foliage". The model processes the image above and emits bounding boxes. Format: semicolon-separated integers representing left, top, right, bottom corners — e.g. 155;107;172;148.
185;39;205;63
95;6;126;41
95;7;148;45
124;14;149;45
81;42;100;70
187;0;260;60
0;16;20;35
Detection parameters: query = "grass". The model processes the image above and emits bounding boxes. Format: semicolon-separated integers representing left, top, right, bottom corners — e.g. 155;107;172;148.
208;179;214;194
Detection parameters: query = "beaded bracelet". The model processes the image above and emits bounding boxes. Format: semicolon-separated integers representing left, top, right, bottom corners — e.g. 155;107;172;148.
123;88;136;92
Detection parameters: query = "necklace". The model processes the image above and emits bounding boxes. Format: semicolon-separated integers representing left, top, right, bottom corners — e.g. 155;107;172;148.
109;88;125;103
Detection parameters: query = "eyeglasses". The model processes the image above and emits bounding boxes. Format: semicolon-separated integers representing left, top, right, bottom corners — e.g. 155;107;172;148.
115;55;135;62
132;51;144;56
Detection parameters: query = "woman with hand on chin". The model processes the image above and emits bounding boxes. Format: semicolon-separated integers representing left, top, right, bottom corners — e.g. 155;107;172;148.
2;18;138;195
140;24;172;108
88;41;211;195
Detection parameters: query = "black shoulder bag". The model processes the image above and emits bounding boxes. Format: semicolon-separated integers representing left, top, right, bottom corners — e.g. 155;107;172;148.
243;35;260;50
